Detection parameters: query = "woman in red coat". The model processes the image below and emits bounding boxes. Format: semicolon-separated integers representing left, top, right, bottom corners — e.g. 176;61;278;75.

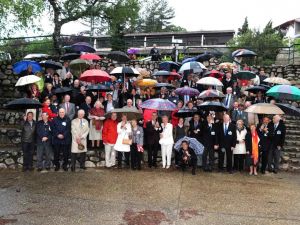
42;98;57;121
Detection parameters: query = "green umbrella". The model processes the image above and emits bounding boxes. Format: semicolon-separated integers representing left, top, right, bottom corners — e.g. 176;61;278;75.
266;85;300;101
69;59;90;73
235;71;256;80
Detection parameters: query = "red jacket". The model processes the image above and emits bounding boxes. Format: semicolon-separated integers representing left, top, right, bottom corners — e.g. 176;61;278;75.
102;119;118;144
42;103;57;121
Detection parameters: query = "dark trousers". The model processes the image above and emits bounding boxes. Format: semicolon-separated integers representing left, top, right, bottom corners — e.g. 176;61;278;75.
131;143;142;169
233;154;245;171
147;142;159;167
117;151;130;167
180;156;197;172
261;150;268;172
71;152;86;169
53;144;70;169
36;142;52;169
22;142;34;170
202;146;214;170
218;147;233;172
268;146;280;171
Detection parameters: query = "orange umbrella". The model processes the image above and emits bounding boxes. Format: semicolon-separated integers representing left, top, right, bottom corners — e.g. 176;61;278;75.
136;79;158;87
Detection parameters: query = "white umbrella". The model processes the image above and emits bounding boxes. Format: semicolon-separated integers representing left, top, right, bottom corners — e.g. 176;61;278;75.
179;62;204;74
197;77;223;86
15;75;41;87
24;54;50;59
245;103;284;115
264;77;291;85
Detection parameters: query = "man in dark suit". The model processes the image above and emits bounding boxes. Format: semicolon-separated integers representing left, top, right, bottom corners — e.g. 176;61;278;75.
188;114;203;142
59;94;76;120
103;93;118;113
181;74;196;88
79;96;92;120
268;115;286;173
223;87;236;110
231;103;248;126
218;114;237;173
222;72;234;93
202;114;219;172
145;112;162;168
127;88;140;107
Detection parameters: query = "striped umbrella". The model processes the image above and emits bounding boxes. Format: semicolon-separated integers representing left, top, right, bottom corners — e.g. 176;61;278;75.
266;85;300;101
179;62;204;74
175;86;200;96
140;98;176;111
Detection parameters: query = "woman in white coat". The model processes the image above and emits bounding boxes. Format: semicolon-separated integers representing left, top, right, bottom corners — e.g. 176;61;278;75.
114;114;132;168
159;115;174;169
71;109;90;172
233;119;247;172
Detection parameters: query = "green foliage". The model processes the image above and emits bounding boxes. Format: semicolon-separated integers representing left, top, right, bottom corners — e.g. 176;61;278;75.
238;17;249;35
294;38;300;53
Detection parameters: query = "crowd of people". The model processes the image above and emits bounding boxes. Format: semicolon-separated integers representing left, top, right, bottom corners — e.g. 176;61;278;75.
19;54;287;176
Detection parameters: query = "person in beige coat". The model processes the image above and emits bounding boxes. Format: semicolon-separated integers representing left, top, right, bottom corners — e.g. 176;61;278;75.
71;109;89;172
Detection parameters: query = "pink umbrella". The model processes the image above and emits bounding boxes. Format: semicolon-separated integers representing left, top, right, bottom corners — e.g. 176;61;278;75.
79;69;111;83
80;53;101;61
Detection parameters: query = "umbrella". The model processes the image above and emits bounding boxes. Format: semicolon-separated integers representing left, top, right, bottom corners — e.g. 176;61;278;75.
69;59;90;71
53;87;73;95
174;136;204;155
203;69;224;80
5;98;42;110
174;107;198;118
264;77;291;85
136;79;158;88
107;51;130;62
110;67;140;78
24;54;49;60
275;103;300;117
80;53;101;61
105;107;143;121
245;103;284;115
15;75;41;87
245;86;268;94
153;83;176;90
152;70;181;80
235;71;256;80
197;77;223;86
127;48;139;54
60;53;80;61
86;84;111;92
198;89;225;99
13;60;42;74
40;60;62;70
175;87;200;96
140;98;176;111
266;85;300;101
159;61;180;72
179;62;204;74
80;69;111;83
71;42;96;53
198;101;228;112
232;49;257;57
218;62;235;70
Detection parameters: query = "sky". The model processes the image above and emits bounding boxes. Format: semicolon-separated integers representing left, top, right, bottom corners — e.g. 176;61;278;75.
37;0;300;36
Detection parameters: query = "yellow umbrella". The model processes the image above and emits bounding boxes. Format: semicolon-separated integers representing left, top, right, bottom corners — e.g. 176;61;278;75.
136;79;157;88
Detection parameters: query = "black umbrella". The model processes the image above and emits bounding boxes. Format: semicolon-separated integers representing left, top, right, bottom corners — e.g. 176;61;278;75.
194;52;215;62
60;53;80;61
40;60;63;70
245;86;268;94
110;66;140;78
6;98;42;110
197;101;228;112
235;71;256;80
71;42;96;53
174;107;198;118
86;84;111;92
158;61;180;72
153;83;176;90
275;103;300;117
107;51;130;62
53;87;73;95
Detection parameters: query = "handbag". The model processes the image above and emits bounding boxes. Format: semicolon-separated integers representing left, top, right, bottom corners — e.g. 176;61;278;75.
122;138;132;145
78;143;85;151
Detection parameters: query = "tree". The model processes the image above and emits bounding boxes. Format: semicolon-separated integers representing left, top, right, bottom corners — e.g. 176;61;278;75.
238;17;249;35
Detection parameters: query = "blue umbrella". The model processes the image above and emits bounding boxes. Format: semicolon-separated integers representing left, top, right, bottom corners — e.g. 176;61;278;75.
71;42;96;53
13;60;42;75
174;136;204;155
159;61;180;72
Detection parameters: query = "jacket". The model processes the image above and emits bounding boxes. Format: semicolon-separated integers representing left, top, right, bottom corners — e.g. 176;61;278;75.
159;123;174;145
132;126;144;145
188;119;203;141
71;118;89;153
21;120;36;143
218;122;237;149
51;116;71;145
59;102;76;120
36;120;52;145
145;120;162;145
102;119;118;145
201;121;218;148
42;103;57;121
269;121;286;148
114;122;132;152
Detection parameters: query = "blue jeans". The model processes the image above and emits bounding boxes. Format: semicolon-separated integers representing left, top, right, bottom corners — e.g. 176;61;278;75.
37;142;53;169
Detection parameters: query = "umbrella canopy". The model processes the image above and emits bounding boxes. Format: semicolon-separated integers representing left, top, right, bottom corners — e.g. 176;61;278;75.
245;86;268;94
107;51;130;62
175;86;200;96
15;75;41;87
266;85;300;101
127;48;139;54
24;54;49;60
80;69;111;83
13;60;42;74
71;42;96;53
203;69;224;80
86;84;111;92
53;87;73;95
197;77;224;86
105;107;143;121
235;71;256;80
174;107;198;118
182;53;215;64
110;67;140;77
153;83;176;90
174;136;204;155
6;98;42;110
159;61;180;72
140;98;176;111
264;77;291;85
153;70;181;80
198;89;225;99
60;53;80;61
80;53;101;61
179;61;204;74
69;59;90;71
245;103;284;115
218;62;235;70
198;101;228;112
136;79;157;87
232;49;257;57
40;60;62;70
275;103;300;117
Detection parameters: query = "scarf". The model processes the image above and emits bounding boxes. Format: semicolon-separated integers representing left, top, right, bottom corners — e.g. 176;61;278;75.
251;131;259;165
90;107;105;131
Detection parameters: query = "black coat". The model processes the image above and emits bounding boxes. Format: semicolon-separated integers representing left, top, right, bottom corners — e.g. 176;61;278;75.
36;120;52;145
269;121;286;148
218;122;237;149
201;121;218;148
145;120;162;145
103;100;119;112
188;119;203;141
51;116;71;145
257;123;272;150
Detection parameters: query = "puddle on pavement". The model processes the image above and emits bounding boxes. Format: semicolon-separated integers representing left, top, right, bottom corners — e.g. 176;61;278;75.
0;218;17;225
122;209;170;225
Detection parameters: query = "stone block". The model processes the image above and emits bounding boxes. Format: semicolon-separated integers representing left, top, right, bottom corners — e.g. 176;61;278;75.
85;161;95;168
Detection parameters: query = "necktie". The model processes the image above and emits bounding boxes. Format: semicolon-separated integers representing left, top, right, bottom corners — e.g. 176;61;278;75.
274;124;277;130
66;102;69;113
80;119;83;127
225;95;230;107
133;97;136;107
224;124;228;135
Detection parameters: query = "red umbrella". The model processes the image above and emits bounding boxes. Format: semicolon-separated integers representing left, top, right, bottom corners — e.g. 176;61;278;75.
153;70;181;81
80;53;101;60
80;69;111;83
204;69;224;81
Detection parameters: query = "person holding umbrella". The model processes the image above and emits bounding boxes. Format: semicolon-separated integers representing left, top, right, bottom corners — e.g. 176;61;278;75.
159;115;174;169
178;141;197;175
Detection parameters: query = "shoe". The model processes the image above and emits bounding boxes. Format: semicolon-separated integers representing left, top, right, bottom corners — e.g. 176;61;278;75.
249;172;253;175
261;170;265;174
28;168;34;172
54;167;60;171
273;170;278;174
192;169;196;175
137;167;141;170
71;167;75;172
62;166;68;172
22;168;28;172
162;165;166;169
80;167;87;170
254;172;258;176
37;168;43;172
166;165;170;169
228;171;233;174
46;168;50;171
153;164;158;168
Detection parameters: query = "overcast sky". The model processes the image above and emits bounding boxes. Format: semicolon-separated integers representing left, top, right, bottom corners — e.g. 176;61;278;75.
38;0;299;36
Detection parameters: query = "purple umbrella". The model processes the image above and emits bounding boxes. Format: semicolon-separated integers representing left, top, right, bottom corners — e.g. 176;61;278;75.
71;42;96;53
140;98;176;111
175;86;200;96
127;48;138;54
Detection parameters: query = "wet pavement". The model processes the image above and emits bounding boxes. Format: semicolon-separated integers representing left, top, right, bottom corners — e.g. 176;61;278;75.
0;168;300;225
